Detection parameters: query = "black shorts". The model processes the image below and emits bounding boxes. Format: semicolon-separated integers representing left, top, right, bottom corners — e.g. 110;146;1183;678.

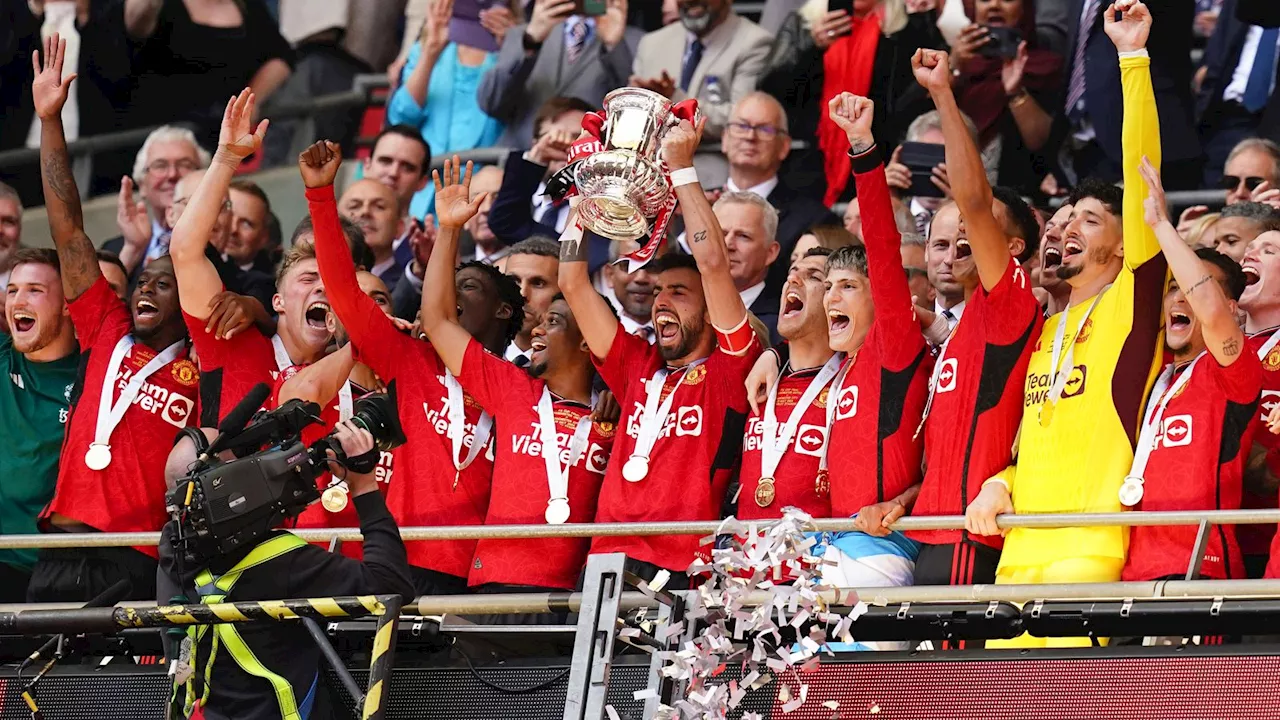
408;565;469;596
26;545;158;603
913;540;1001;586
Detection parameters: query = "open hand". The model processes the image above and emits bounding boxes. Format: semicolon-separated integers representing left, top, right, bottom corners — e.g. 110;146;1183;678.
950;23;990;69
205;291;257;340
434;155;486;229
31;33;77;121
827;92;875;154
630;71;677;99
811;10;853;50
217;88;269;163
596;0;628;50
1138;155;1169;229
421;0;453;53
1104;0;1152;54
1251;181;1280;210
117;177;151;250
1002;42;1030;96
298;140;342;189
744;350;781;416
479;5;517;45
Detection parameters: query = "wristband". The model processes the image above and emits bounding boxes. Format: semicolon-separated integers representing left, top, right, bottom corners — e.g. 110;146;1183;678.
713;314;756;356
522;31;543;53
982;477;1011;493
1117;48;1149;60
344;447;380;475
670;167;699;188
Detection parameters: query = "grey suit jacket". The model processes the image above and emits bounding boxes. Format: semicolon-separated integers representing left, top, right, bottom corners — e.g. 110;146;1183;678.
477;20;643;148
631;13;773;139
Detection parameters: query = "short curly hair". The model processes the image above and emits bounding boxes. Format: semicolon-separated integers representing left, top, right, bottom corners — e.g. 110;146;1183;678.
458;260;525;346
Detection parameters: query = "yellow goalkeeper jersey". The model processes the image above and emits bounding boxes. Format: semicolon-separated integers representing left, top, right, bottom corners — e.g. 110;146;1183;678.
997;54;1168;567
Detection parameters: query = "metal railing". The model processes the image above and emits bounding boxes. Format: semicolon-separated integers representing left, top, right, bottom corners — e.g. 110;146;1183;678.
5;508;1279;549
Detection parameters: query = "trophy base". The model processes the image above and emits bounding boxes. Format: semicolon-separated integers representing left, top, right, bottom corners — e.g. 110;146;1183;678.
579;195;650;241
575;149;669;242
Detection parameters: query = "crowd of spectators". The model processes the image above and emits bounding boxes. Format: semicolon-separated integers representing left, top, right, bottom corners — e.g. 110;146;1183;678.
2;0;1280;656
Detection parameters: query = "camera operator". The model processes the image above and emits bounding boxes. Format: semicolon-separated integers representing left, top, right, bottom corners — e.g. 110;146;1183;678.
158;420;414;720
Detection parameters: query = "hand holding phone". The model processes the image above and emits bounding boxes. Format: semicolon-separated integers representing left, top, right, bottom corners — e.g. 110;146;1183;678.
978;26;1022;59
899;142;948;199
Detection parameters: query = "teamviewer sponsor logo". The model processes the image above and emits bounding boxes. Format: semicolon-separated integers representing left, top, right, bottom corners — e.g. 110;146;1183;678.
794;424;827;457
1160;415;1193;448
1261;391;1280;422
936;358;958;393
676;406;703;436
835;386;858;420
161;394;194;428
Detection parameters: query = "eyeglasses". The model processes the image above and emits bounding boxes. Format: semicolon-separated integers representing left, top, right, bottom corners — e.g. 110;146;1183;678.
727;122;787;139
1220;175;1267;192
146;159;200;176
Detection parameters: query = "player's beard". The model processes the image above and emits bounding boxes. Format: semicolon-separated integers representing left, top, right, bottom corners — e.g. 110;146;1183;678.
659;314;706;362
10;313;64;354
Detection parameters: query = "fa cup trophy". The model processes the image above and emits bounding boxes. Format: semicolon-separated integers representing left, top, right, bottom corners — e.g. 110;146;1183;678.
570;89;699;242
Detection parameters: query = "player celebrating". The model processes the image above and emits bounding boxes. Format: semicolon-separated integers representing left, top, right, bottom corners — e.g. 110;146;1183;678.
740;247;840;520
168;88;333;425
966;1;1169;647
30;35;196;601
906;50;1044;591
1;248;79;602
1238;230;1280;576
421;158;610;592
302;140;522;595
1119;158;1261;584
558;117;762;588
816;93;931;587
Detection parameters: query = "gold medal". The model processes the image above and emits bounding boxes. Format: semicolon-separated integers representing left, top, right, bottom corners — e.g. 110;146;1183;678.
755;477;777;507
814;469;830;496
321;484;349;513
1039;401;1055;427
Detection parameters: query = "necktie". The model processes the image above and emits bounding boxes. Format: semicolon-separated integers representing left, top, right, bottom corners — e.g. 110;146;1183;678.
1243;28;1280;113
566;20;589;65
914;210;930;235
635;326;655;344
514;353;531;369
1064;0;1102;118
536;199;564;227
681;39;704;93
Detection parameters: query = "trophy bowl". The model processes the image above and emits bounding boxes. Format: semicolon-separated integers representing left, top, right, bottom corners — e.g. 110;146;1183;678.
575;87;678;241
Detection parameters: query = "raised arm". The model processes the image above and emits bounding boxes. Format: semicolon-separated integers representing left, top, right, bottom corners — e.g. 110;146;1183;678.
171;89;268;320
420;157;488;376
1140;158;1243;366
279;345;357;407
663;117;749;333
1105;0;1162;271
558;211;619;359
33;34;99;301
299;142;397;353
396;0;451;112
915;49;1009;292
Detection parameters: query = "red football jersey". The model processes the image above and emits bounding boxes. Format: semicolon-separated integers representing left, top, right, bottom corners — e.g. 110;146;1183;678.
1245;330;1280;563
592;326;761;572
182;310;276;426
1122;351;1262;581
910;258;1042;549
738;365;835;521
310;185;493;578
826;155;932;517
44;278;199;556
458;339;611;589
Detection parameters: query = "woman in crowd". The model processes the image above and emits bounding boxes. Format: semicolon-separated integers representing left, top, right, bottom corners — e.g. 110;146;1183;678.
790;223;860;263
758;0;942;206
943;0;1062;195
386;0;512;217
123;0;294;151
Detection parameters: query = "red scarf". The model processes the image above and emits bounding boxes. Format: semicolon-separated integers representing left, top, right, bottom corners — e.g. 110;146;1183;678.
818;12;882;207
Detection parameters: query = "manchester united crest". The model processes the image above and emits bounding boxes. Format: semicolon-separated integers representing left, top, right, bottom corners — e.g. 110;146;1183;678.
171;359;199;387
684;365;707;386
1075;318;1093;344
594;420;616;437
1266;348;1280;371
815;387;829;408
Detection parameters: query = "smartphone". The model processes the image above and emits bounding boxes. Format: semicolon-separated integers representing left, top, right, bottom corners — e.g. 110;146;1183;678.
828;0;854;13
576;0;607;16
979;26;1022;59
899;142;947;199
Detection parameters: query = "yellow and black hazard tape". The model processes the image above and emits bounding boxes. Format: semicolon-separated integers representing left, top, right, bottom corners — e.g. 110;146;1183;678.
360;594;403;720
111;595;388;629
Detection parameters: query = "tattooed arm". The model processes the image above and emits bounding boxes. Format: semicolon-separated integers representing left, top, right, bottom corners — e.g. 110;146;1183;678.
33;34;101;301
556;208;618;360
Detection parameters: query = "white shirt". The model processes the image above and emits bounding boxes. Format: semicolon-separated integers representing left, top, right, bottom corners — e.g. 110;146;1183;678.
935;299;965;329
725;175;779;200
504;342;533;366
620;314;656;343
740;280;767;312
531;181;571;234
1224;25;1280;102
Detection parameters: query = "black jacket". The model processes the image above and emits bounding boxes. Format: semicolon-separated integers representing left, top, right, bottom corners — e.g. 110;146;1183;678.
157;492;414;720
1234;0;1280;142
757;11;945;203
99;239;276;310
760;179;840;301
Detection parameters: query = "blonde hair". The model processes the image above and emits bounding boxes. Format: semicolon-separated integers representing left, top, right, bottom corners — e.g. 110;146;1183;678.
809;224;860;250
800;0;908;36
1186;213;1222;249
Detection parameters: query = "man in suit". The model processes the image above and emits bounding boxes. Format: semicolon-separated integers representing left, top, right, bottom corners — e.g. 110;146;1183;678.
101;126;209;274
1232;0;1280;146
717;92;838;304
1196;0;1280;185
477;0;642;149
1060;0;1201;189
713;190;783;345
630;0;772;143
